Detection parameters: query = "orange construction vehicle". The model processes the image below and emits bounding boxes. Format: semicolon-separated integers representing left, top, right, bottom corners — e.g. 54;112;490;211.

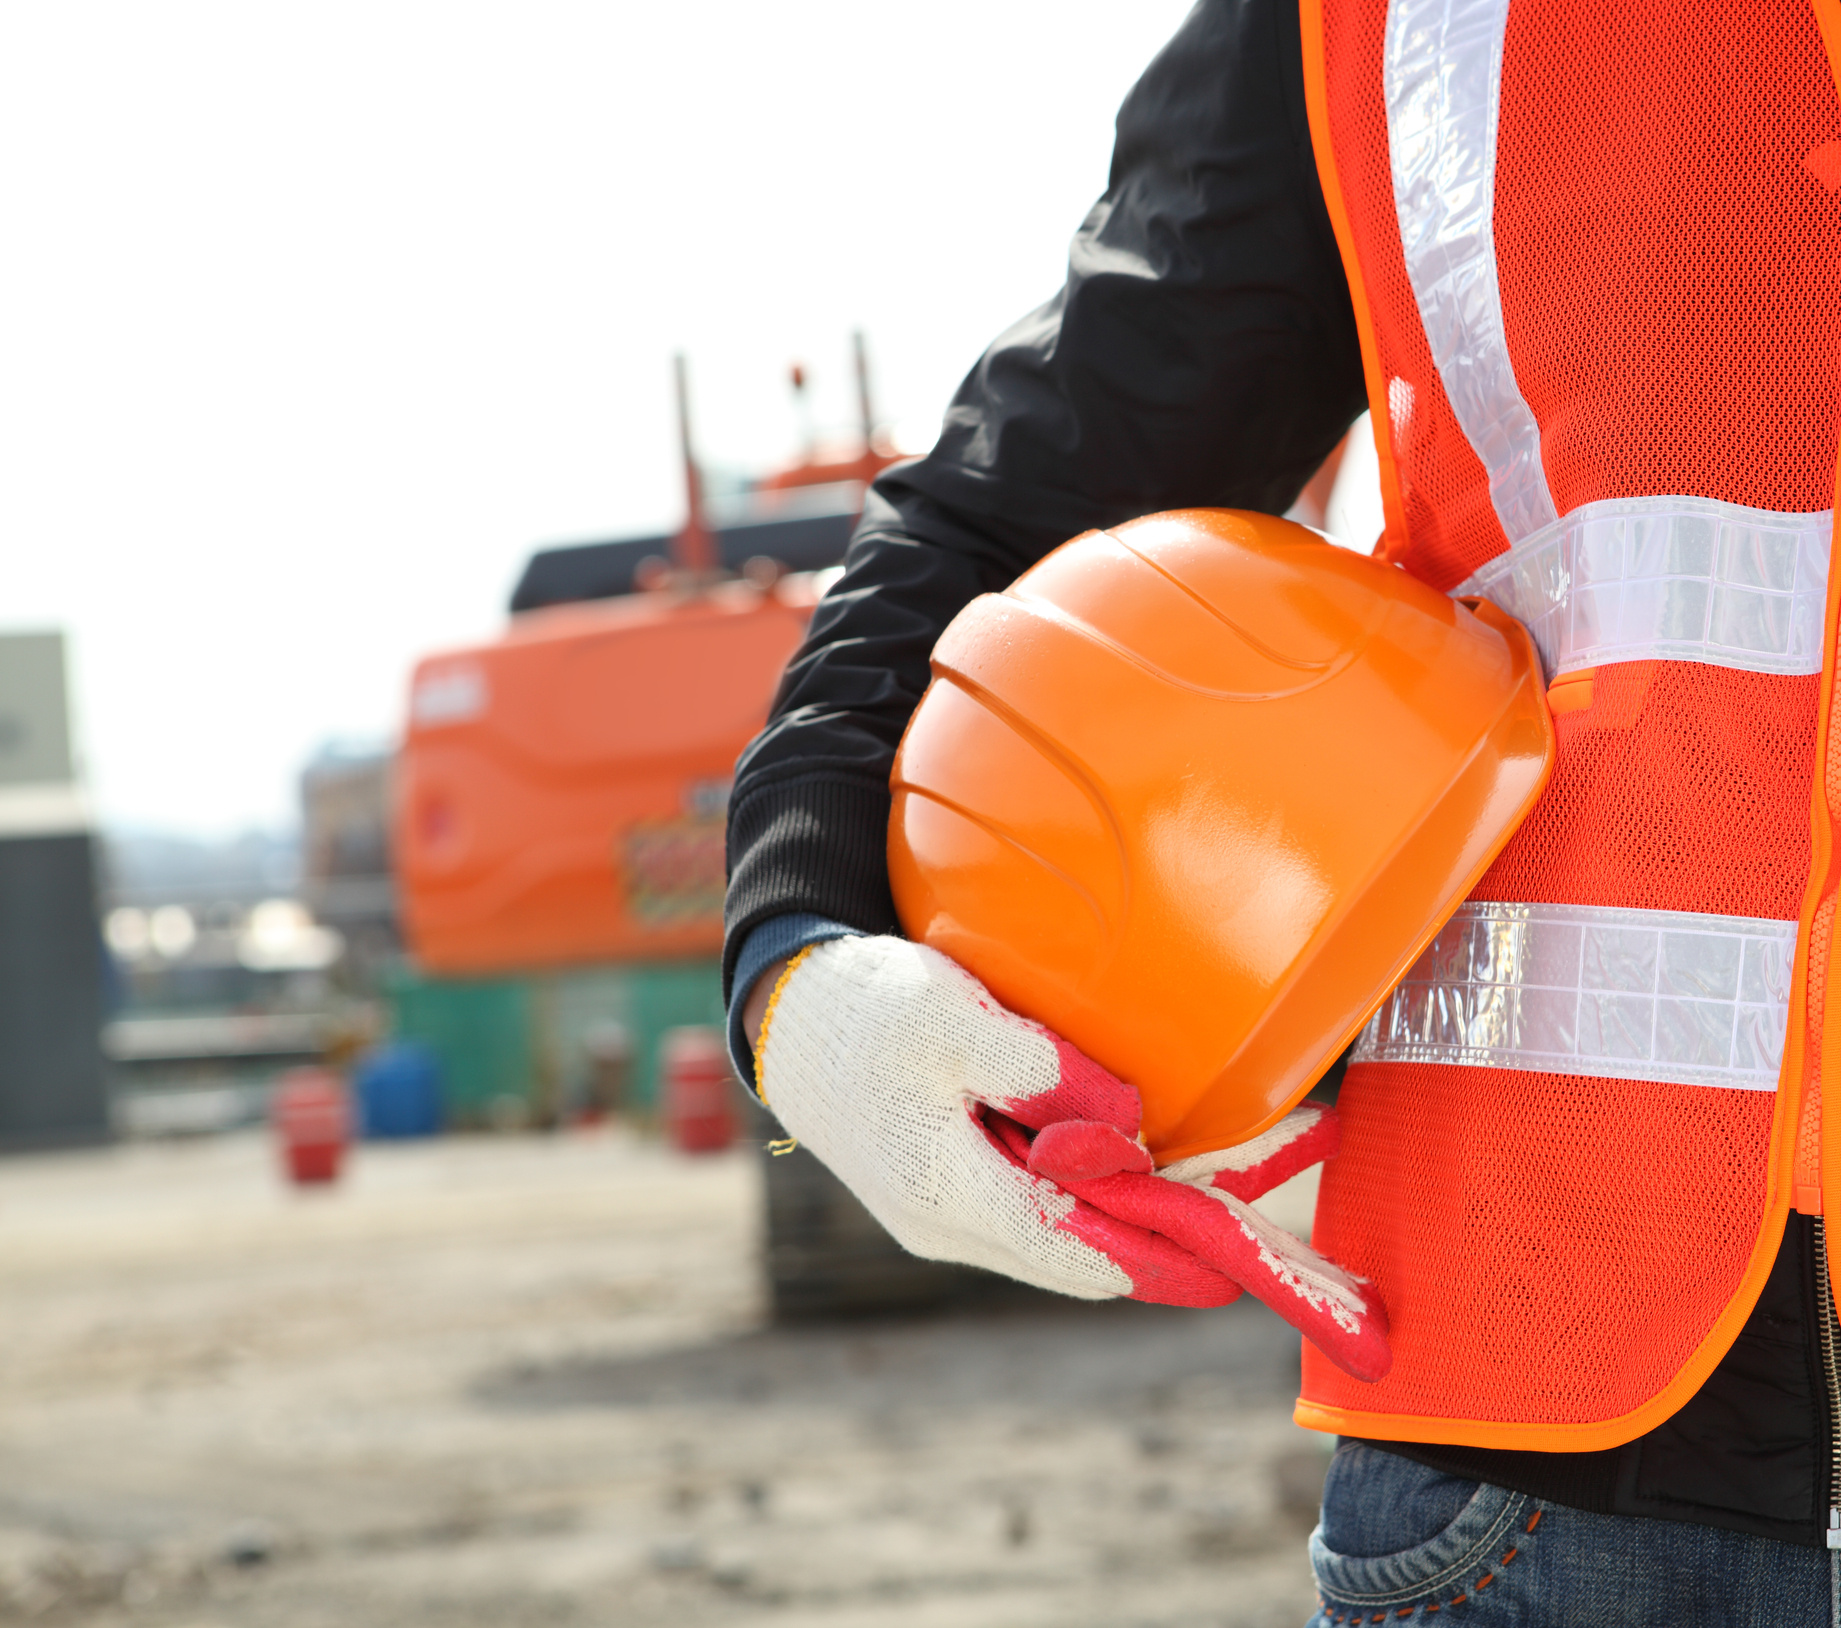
397;339;898;975
391;340;990;1319
398;578;817;972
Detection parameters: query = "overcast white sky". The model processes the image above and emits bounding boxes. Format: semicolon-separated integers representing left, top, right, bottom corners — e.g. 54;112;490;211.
0;1;1253;834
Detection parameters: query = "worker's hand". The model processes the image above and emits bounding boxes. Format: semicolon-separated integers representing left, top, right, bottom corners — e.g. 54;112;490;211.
1024;1105;1391;1382
749;935;1243;1308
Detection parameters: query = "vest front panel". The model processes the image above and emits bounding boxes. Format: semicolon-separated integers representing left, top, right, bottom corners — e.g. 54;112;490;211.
1297;0;1841;1446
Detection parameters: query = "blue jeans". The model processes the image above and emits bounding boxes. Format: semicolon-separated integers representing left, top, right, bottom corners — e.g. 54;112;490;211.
1306;1441;1834;1626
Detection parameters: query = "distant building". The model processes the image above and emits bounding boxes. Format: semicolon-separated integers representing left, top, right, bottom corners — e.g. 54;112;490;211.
0;631;110;1149
300;741;398;984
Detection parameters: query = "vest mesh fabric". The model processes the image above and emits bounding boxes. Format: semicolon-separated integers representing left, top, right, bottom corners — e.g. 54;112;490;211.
1797;893;1832;1200
1796;665;1841;1201
1470;664;1818;920
1492;0;1841;522
1321;0;1505;590
1322;0;1841;592
1309;1060;1776;1425
1302;0;1840;1442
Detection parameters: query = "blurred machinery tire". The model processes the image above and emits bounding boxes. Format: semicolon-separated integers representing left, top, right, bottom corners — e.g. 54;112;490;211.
740;1087;1040;1321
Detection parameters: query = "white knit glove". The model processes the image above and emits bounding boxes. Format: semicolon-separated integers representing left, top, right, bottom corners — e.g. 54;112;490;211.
754;934;1235;1304
753;935;1391;1382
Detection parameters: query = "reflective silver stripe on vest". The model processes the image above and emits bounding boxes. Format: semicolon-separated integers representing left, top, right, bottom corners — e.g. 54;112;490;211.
1453;496;1833;681
1385;0;1557;545
1353;901;1795;1090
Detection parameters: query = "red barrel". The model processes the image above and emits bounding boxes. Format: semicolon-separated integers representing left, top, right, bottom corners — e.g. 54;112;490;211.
661;1027;736;1154
272;1069;351;1185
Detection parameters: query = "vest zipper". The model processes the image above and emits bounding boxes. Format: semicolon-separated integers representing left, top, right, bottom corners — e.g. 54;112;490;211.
1816;1218;1841;1549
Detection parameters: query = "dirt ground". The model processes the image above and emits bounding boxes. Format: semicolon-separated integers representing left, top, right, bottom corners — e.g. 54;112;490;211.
0;1129;1329;1628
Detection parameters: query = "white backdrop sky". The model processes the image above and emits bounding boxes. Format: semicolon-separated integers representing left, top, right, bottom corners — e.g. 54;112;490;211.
1;1;1258;834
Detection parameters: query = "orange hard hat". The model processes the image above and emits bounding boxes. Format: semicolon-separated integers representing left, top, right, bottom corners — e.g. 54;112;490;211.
887;509;1554;1164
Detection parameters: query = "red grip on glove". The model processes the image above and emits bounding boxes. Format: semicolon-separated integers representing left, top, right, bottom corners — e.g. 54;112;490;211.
1022;1106;1390;1383
978;1110;1241;1310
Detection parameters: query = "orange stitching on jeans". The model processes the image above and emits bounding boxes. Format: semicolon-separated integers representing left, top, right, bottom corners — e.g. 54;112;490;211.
1330;1502;1541;1621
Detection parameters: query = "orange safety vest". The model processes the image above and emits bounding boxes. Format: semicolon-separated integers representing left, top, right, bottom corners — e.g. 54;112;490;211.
1296;0;1841;1449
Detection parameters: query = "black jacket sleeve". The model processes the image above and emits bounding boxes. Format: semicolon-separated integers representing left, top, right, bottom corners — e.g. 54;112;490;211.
722;0;1368;1000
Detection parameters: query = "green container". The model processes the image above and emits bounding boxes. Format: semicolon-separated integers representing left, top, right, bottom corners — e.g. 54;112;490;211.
387;958;725;1128
385;972;534;1128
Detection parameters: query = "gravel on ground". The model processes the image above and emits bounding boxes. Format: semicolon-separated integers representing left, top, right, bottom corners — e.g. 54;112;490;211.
0;1129;1327;1628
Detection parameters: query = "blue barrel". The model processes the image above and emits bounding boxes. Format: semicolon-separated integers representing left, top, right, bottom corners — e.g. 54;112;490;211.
355;1041;444;1139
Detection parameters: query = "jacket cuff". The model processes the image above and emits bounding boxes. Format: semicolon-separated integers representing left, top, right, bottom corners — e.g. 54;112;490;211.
725;913;859;1086
722;770;901;1001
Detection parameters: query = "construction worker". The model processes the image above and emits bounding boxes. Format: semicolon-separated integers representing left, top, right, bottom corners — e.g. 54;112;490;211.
725;1;1841;1619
